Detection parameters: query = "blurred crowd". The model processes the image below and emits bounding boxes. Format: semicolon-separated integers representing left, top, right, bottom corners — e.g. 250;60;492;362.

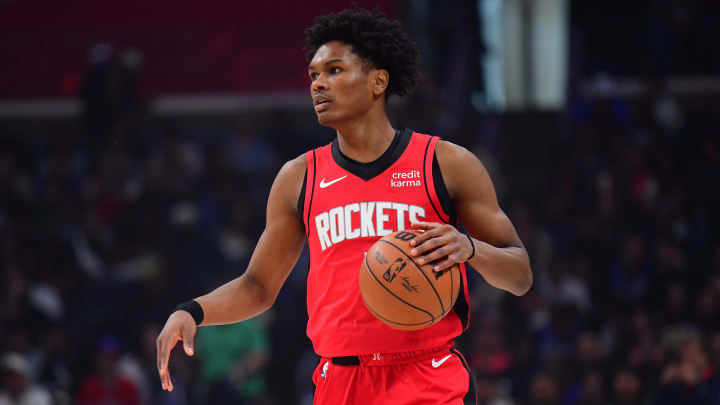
0;59;308;404
2;71;720;405
2;2;720;404
462;89;720;405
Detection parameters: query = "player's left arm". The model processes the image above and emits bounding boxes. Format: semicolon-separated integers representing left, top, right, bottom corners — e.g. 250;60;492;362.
410;140;532;296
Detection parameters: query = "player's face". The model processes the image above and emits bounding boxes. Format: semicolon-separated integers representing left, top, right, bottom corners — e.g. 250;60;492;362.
308;41;378;126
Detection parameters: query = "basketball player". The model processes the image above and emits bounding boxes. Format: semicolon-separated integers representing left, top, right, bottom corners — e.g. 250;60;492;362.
156;8;532;404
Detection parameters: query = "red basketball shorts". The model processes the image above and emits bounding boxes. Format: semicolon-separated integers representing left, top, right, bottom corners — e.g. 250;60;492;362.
312;343;477;405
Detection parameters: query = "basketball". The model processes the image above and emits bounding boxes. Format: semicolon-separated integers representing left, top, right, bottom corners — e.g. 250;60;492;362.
359;230;461;331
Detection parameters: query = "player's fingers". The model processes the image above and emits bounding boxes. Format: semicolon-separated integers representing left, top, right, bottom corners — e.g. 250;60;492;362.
409;234;444;256
439;247;468;270
158;366;165;390
156;336;165;374
421;236;466;266
159;349;174;392
181;325;195;356
418;244;453;266
156;354;165;391
409;224;445;246
157;334;177;388
410;221;441;231
164;371;174;392
409;222;443;246
156;338;167;391
157;335;174;372
414;235;454;261
432;257;457;272
159;367;172;391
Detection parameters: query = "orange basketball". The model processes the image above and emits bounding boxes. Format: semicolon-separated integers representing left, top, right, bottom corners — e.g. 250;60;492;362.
359;230;461;331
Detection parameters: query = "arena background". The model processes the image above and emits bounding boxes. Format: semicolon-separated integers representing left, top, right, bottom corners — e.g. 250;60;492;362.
1;1;720;404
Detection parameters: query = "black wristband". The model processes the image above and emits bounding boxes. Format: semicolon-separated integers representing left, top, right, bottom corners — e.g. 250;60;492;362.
175;300;204;326
465;233;475;262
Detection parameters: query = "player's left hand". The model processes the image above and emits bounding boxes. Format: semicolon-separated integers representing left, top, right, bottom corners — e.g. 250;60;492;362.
409;222;473;272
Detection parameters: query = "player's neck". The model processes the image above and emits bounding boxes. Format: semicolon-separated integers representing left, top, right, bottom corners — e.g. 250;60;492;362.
334;116;396;163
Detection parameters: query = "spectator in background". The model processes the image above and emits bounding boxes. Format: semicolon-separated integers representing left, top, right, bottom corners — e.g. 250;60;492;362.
475;373;514;405
576;369;606;405
33;328;74;405
470;318;513;377
537;255;592;315
610;368;644;405
650;338;720;405
80;43;144;155
196;318;269;405
526;370;561;405
608;234;651;304
76;336;139;405
0;352;51;405
573;332;604;374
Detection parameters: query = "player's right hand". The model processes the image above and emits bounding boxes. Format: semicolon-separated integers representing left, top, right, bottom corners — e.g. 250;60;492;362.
156;310;197;391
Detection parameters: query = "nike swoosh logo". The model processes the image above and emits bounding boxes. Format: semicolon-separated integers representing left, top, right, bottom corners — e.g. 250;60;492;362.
431;354;452;368
319;175;347;188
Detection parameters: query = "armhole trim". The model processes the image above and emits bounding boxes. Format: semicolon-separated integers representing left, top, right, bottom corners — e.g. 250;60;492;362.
454;263;471;331
297;168;307;228
303;150;317;237
422;136;452;224
432;153;456;222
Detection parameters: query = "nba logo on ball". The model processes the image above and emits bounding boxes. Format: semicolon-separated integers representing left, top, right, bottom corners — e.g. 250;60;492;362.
321;361;329;378
382;258;406;283
359;230;461;331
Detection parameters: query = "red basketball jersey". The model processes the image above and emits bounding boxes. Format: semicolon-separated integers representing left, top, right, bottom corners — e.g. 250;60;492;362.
301;129;471;356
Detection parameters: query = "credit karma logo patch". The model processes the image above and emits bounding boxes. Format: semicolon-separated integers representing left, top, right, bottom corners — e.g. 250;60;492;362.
390;169;422;188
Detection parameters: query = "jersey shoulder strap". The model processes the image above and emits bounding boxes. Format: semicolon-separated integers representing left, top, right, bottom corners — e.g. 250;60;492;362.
301;149;318;236
420;134;452;224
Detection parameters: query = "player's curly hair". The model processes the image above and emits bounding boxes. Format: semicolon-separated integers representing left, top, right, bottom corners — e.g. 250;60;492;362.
304;7;420;99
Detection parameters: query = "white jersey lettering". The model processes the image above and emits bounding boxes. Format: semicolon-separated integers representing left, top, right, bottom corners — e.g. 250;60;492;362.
360;202;376;237
344;203;361;239
328;206;344;244
315;201;426;250
315;212;332;250
409;205;425;224
392;203;409;231
375;202;391;236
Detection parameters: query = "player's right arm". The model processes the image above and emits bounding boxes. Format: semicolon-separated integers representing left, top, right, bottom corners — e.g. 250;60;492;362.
156;154;307;391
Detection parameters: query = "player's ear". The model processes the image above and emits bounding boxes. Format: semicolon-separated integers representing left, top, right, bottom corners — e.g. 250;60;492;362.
372;69;389;97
